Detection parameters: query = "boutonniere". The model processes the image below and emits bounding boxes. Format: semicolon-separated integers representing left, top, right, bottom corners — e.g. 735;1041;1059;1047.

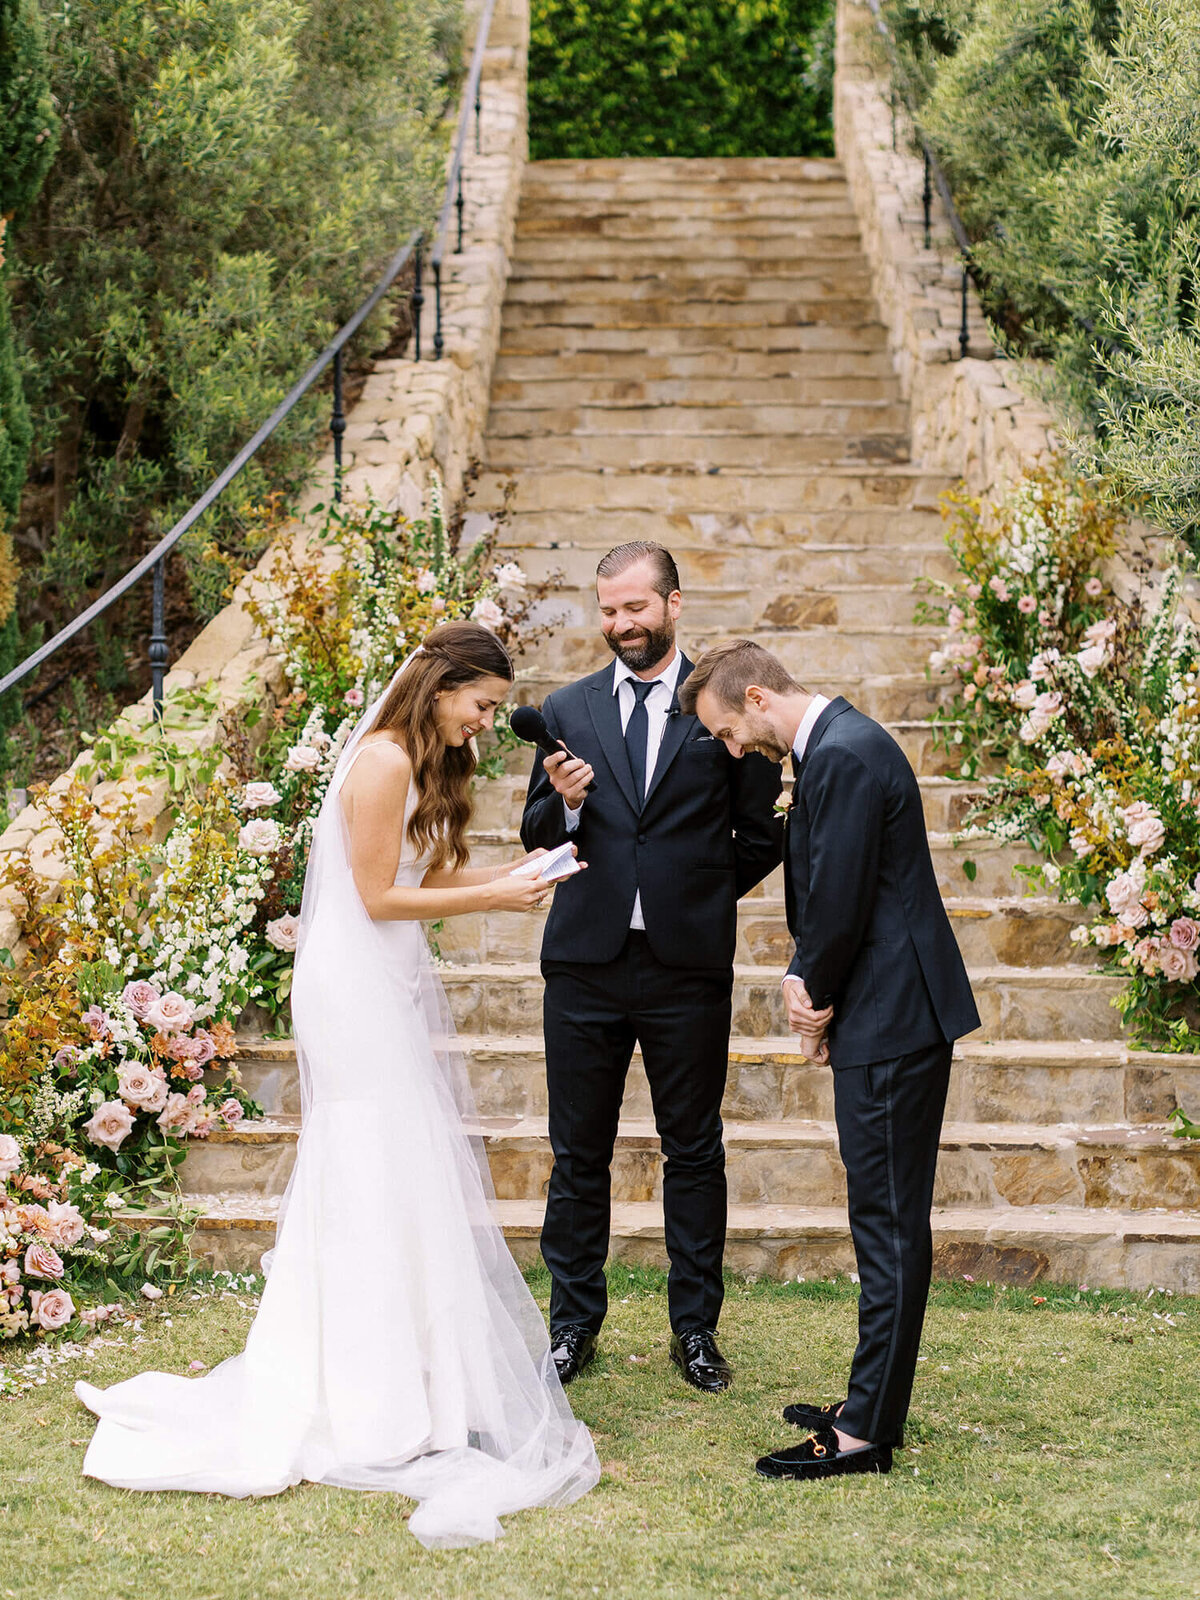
774;791;794;816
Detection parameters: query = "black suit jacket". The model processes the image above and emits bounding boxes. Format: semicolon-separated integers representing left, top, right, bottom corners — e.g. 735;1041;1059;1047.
520;656;784;969
784;698;980;1068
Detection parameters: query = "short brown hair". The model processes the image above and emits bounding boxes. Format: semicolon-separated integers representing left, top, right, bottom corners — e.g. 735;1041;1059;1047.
679;639;801;715
595;541;680;599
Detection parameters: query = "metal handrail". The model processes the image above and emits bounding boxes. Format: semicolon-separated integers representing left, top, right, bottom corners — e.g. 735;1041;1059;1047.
865;0;976;359
2;0;498;721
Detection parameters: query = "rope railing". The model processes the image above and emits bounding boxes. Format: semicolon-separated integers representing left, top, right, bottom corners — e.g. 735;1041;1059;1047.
2;0;499;724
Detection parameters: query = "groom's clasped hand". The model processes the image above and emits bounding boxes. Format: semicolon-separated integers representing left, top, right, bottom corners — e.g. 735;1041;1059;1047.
518;543;981;1486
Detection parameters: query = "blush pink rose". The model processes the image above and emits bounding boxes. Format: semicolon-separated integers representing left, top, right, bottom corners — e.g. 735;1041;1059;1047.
988;575;1010;602
1017;594;1037;614
29;1288;74;1331
190;1030;217;1067
1076;643;1107;678
121;980;161;1021
283;745;320;774
471;597;504;631
1011;681;1037;710
1132;937;1162;975
189;1115;218;1138
145;991;196;1035
1106;870;1148;928
24;1242;65;1280
81;1005;113;1039
156;1093;196;1134
117;1063;169;1112
1084;617;1116;644
239;818;283;855
265;914;300;953
217;1098;244;1127
0;1133;20;1180
1084;576;1104;598
1121;801;1166;858
45;1200;86;1248
242;782;281;810
83;1099;135;1152
1158;944;1199;985
343;688;365;708
1169;918;1199;951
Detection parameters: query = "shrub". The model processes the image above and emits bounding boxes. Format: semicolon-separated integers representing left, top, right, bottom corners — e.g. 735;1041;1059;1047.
529;0;835;160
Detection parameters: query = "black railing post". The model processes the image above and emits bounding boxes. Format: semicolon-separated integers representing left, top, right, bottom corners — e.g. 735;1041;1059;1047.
412;244;424;362
150;557;168;725
922;151;932;249
475;81;482;155
456;167;465;253
433;261;444;361
960;257;971;360
331;348;346;501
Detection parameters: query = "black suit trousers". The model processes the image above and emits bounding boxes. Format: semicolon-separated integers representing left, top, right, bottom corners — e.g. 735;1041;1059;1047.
834;1041;952;1446
540;932;731;1337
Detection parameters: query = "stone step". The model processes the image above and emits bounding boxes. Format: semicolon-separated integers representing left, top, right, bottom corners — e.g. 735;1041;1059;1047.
515;216;868;244
504;274;878;305
176;1112;1200;1215
233;1036;1200;1130
493;349;899;381
500;298;886;331
522;157;846;183
169;1191;1200;1291
496;537;954;591
508;258;876;289
512;237;880;267
486;432;912;471
498;323;891;357
485;402;912;439
517;622;937;677
490;374;901;407
475;467;954;515
518;180;855;205
469;772;982;835
523;577;928;629
427;894;1086;971
507;669;947;729
348;961;1120;1041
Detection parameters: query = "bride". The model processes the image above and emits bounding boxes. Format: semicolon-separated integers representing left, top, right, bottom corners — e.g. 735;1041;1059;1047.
75;621;601;1547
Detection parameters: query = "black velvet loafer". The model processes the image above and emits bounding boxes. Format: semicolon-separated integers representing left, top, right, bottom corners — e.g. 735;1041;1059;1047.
550;1326;597;1385
755;1427;892;1481
782;1399;845;1429
669;1328;733;1393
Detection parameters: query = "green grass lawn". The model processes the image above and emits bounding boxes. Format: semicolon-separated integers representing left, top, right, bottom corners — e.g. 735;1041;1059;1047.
3;1267;1198;1600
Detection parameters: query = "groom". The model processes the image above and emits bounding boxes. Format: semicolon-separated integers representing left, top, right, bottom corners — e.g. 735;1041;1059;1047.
680;639;980;1480
520;543;784;1391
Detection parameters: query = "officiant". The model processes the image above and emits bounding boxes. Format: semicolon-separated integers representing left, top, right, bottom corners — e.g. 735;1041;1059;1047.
520;542;784;1392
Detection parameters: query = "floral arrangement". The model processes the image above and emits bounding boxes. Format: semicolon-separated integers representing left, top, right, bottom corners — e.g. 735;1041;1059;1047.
921;468;1200;1065
0;480;563;1345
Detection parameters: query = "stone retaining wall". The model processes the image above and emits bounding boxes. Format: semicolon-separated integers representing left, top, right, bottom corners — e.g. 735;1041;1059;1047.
0;0;529;959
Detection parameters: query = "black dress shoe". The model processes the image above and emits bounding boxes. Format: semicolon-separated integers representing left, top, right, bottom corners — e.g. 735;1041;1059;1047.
550;1326;597;1385
756;1427;892;1481
783;1399;845;1429
669;1328;733;1393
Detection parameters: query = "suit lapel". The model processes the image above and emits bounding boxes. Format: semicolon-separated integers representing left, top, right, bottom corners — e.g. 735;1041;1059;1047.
641;653;694;809
794;696;852;785
586;666;641;815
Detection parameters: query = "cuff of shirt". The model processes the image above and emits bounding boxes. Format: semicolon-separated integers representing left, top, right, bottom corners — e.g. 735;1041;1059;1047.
562;798;582;831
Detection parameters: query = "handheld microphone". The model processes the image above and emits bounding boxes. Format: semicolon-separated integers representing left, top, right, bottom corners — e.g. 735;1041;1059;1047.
509;704;597;791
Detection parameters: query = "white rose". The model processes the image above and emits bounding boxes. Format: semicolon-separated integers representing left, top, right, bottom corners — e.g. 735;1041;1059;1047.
284;745;321;774
238;819;282;857
265;914;301;953
471;598;504;631
242;782;281;810
0;1134;20;1181
1076;643;1107;678
1011;681;1037;710
493;562;527;593
145;991;196;1035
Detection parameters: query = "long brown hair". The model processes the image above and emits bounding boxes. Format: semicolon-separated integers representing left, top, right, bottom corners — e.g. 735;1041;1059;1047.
372;621;513;872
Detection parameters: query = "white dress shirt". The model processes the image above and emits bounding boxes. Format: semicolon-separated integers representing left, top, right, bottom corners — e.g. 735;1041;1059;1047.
563;651;684;929
782;694;831;990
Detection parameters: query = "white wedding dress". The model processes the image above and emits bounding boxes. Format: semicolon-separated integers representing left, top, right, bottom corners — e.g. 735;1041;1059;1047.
76;688;600;1547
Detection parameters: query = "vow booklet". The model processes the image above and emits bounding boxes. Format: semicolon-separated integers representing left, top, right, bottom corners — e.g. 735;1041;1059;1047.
509;842;582;883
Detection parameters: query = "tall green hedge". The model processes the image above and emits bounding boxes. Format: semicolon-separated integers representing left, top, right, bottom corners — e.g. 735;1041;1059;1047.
529;0;836;160
886;0;1200;550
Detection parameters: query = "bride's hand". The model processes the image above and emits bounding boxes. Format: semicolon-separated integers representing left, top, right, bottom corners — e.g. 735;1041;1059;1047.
507;849;549;873
486;872;553;913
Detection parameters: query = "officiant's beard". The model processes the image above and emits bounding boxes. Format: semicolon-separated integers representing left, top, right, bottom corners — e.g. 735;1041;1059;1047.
604;616;676;674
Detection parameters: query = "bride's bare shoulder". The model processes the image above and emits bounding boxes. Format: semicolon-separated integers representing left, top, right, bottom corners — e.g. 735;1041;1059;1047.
343;736;413;797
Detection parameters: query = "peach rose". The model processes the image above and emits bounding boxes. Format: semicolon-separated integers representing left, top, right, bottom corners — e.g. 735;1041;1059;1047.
117;1063;169;1112
0;1134;20;1181
29;1287;74;1331
1121;801;1166;858
145;991;196;1035
45;1200;86;1248
1158;944;1199;985
24;1242;65;1280
265;914;300;953
1169;918;1199;951
156;1093;196;1135
83;1099;135;1152
121;980;161;1021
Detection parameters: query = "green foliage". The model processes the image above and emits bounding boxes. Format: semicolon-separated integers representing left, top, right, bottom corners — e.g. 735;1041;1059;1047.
885;0;1200;551
528;0;836;159
11;0;460;617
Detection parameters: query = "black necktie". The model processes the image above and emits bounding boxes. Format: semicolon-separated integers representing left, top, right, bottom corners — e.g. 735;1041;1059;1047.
625;679;656;802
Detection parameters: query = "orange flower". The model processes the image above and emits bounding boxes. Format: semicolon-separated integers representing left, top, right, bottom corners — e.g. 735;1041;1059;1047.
208;1020;237;1059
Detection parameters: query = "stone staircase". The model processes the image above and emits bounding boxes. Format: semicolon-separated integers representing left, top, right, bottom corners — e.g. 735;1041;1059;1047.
178;157;1200;1291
